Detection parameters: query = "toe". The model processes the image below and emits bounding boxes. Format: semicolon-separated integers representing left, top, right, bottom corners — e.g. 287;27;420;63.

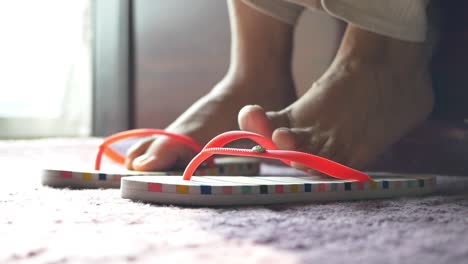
273;127;351;176
272;128;309;171
316;137;339;160
238;105;275;137
273;127;328;154
131;137;196;171
326;139;355;168
271;127;297;150
238;105;291;137
125;137;155;169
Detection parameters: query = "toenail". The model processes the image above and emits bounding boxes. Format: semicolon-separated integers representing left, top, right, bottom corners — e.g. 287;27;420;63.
251;145;266;153
134;154;151;165
246;105;263;112
276;127;289;132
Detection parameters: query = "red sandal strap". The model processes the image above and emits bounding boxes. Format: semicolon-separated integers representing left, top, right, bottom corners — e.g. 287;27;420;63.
182;131;372;182
95;129;206;170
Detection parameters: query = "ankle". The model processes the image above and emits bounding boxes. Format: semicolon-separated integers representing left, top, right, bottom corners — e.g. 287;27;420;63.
337;25;429;68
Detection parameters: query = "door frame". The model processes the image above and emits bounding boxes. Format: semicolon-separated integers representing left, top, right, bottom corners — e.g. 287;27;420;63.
92;0;134;136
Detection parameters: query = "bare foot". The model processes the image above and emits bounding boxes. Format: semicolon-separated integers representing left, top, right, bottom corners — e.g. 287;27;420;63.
239;25;434;170
126;73;296;171
126;0;298;171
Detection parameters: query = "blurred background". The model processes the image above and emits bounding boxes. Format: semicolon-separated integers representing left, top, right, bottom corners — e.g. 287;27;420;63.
0;0;467;174
0;0;345;139
0;0;91;138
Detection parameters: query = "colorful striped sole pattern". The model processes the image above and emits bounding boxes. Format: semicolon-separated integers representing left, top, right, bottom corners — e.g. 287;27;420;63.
123;175;435;196
42;162;259;184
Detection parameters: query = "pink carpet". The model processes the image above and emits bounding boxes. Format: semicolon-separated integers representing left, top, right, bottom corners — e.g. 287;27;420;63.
1;138;468;264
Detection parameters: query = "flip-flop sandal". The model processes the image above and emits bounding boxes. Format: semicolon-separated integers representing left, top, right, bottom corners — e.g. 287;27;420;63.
121;131;436;206
41;129;259;189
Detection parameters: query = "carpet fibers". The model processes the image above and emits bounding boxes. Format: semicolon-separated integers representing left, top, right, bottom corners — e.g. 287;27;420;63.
1;139;467;264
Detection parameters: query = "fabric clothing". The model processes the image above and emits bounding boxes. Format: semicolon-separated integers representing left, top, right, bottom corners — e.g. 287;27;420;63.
242;0;429;42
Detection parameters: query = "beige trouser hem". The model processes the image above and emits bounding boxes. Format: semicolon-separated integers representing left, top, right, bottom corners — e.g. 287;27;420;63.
242;0;429;42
